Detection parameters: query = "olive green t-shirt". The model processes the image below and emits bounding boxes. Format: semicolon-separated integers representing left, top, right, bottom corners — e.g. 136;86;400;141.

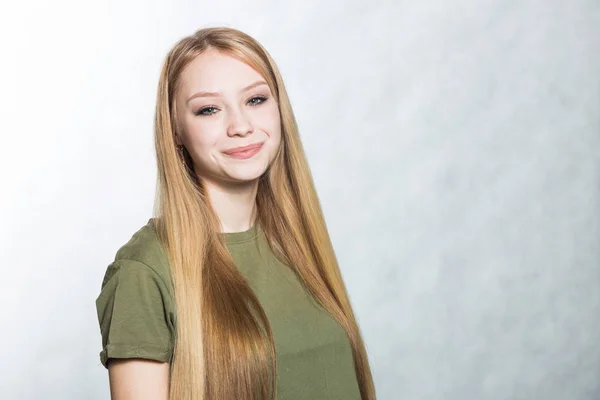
95;218;361;400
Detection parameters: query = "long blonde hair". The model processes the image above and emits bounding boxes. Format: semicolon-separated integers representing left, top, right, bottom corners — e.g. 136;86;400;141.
152;27;375;400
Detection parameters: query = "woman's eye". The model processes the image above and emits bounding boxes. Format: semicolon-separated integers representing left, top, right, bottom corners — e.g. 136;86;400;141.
248;96;268;106
195;96;267;116
196;106;218;116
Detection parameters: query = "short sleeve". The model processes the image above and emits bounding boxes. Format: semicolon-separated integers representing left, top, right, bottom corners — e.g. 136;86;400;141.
95;259;175;369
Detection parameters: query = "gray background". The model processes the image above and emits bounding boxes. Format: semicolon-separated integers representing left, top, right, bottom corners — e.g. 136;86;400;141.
0;0;598;399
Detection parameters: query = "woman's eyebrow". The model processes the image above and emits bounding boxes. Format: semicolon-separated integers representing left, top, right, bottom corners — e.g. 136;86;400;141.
186;80;268;104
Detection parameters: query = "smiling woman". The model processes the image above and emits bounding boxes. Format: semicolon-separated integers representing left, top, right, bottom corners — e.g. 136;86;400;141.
94;26;376;400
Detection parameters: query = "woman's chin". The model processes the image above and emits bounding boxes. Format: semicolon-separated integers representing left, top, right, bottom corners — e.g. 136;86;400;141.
224;167;268;183
224;161;270;182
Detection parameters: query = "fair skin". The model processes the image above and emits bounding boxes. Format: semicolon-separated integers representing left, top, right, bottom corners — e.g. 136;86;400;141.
108;359;169;399
107;49;282;399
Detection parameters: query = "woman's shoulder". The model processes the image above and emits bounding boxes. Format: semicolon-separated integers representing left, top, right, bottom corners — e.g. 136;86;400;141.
114;218;164;259
107;218;173;289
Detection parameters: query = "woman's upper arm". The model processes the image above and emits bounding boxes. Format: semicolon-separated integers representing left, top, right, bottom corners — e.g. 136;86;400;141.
95;259;175;368
108;358;170;400
95;258;176;398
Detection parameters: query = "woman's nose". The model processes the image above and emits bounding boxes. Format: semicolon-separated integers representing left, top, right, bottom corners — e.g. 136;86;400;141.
227;108;254;137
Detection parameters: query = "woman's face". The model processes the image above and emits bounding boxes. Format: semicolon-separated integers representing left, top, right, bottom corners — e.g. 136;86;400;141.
175;49;282;186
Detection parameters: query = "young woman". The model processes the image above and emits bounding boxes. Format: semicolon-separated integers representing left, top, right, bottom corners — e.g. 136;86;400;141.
95;27;376;400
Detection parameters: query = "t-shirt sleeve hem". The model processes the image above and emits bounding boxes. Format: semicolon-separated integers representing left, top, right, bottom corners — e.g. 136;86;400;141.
99;343;172;369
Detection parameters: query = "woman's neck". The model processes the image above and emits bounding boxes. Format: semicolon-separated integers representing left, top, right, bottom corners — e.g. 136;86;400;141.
204;179;259;233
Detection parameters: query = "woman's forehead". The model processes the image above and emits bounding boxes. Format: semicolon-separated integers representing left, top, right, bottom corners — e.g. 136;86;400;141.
179;50;264;97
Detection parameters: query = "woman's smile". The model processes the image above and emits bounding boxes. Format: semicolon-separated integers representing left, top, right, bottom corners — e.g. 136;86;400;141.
222;142;264;159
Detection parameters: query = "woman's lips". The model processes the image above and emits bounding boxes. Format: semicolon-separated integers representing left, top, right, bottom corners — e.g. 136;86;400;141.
223;143;263;159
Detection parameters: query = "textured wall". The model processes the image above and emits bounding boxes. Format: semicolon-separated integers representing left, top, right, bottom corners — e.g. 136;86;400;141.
0;0;598;399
